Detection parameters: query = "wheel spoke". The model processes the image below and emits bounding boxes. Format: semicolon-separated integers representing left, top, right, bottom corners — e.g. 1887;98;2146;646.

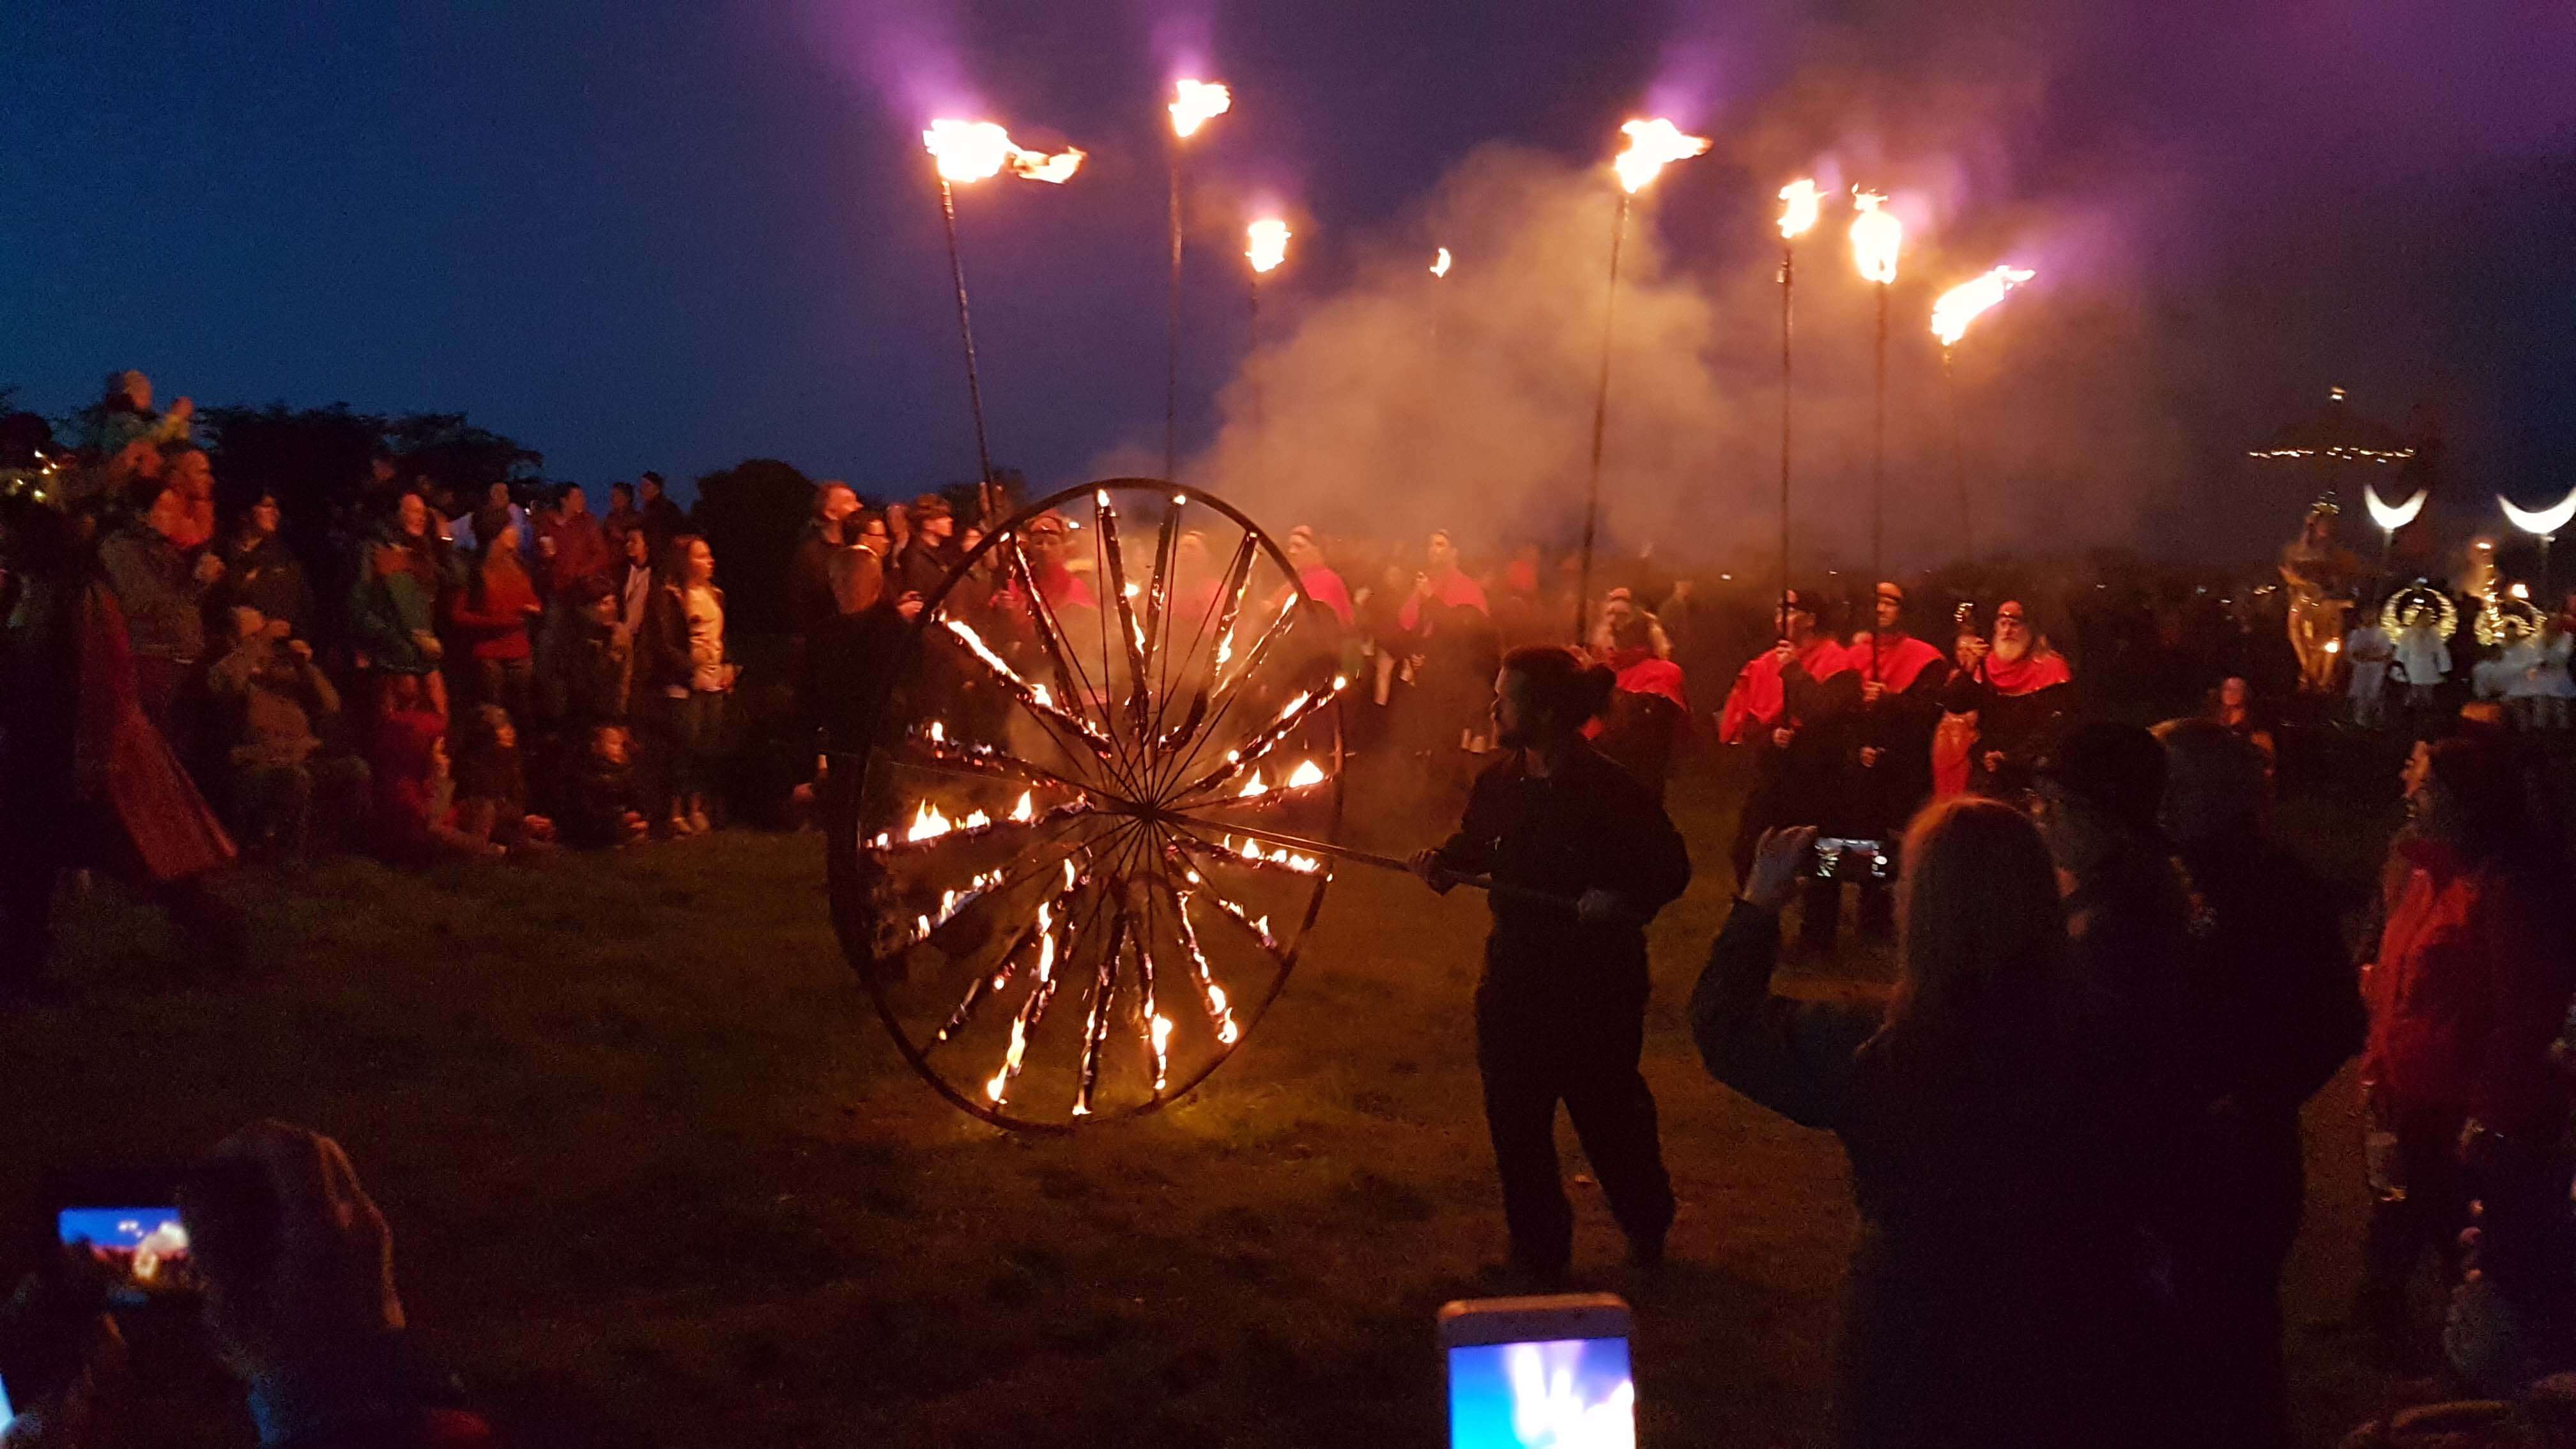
1146;531;1256;751
931;618;1145;801
931;861;1084;1046
1169;673;1346;805
1151;599;1305;796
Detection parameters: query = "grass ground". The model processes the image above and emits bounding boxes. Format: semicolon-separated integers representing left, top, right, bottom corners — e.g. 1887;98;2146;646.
8;749;2408;1447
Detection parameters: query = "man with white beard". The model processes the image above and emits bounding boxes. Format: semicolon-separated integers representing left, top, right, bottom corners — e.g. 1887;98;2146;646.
1941;599;2074;795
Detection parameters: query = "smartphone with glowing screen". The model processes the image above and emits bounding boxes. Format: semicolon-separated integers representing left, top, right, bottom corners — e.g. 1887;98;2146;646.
1440;1292;1634;1448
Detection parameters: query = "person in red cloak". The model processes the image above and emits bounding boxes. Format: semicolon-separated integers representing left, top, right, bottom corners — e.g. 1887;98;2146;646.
1398;528;1499;762
1940;599;2074;793
1718;586;1856;942
1584;588;1689;797
1839;581;1954;937
1282;525;1353;628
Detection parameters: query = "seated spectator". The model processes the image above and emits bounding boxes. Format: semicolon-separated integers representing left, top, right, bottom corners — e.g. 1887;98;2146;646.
369;702;499;863
555;723;648;848
441;506;541;721
450;703;554;850
205;607;369;860
219;491;314;642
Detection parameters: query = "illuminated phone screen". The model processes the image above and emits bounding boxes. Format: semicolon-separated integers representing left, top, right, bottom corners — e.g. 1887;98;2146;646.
1447;1335;1634;1448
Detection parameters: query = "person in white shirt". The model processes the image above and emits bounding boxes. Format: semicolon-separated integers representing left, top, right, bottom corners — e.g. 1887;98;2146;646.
2343;615;2395;729
2390;614;2450;712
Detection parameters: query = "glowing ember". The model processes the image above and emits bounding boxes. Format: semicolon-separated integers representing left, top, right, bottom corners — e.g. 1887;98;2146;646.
922;119;1086;185
1931;265;2035;347
1777;178;1822;240
1169;78;1232;138
907;801;953;842
1011;791;1035;823
1150;1014;1174;1091
988;900;1062;1103
1849;189;1902;285
1430;246;1453;278
1285;760;1326;789
1611;118;1710;194
1246;217;1291;275
1239;772;1266;798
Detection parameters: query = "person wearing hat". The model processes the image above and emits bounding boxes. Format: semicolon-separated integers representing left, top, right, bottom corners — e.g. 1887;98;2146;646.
1717;586;1856;938
1943;599;2073;795
1842;581;1953;937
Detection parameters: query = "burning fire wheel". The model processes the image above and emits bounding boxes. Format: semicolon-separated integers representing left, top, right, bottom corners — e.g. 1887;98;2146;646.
827;481;1349;1130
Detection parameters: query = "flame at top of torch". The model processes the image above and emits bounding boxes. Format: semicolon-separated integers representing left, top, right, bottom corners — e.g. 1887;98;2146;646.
1429;246;1452;278
1930;264;2035;347
1777;178;1822;241
923;119;1085;185
1611;118;1710;194
1246;217;1291;275
1849;189;1902;285
1169;78;1231;138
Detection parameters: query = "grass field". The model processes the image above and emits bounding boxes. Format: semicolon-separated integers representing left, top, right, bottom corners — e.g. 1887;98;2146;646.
9;751;2409;1447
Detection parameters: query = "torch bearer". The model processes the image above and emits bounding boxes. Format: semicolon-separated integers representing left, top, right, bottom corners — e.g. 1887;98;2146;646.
1166;78;1233;483
921;119;1085;523
1244;217;1291;441
2501;487;2576;599
1848;189;1903;683
1928;264;2035;565
1574;118;1710;643
1776;179;1821;643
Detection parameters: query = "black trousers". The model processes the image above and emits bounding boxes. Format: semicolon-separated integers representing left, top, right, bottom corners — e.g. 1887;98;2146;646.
2168;1115;2305;1449
1475;972;1675;1275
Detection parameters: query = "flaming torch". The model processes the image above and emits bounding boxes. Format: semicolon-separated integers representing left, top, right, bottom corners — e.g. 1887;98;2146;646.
1848;188;1903;684
1245;217;1291;439
2501;487;2576;597
922;119;1085;522
1165;78;1233;482
1928;264;2034;562
1575;118;1711;641
1776;178;1823;648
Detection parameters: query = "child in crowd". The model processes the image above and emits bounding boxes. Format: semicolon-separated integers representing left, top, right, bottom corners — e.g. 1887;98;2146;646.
556;723;648;848
369;709;499;863
450;704;555;851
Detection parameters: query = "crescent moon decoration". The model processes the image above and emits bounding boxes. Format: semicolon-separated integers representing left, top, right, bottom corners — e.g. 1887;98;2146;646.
2365;486;2429;534
2380;583;2460;642
2499;489;2576;537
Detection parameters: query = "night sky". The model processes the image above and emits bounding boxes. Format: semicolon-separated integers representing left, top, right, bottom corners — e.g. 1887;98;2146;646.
6;1;2572;547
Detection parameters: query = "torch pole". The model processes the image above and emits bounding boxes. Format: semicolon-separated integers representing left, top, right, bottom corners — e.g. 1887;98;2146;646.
1193;817;1594;914
1945;344;1971;565
1869;281;1888;686
1575;191;1630;644
1248;274;1263;442
1166;145;1184;484
937;180;997;523
1779;240;1795;645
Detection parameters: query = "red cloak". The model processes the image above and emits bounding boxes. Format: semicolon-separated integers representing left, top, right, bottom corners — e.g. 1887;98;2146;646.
1845;632;1945;693
1981;646;2073;696
1298;565;1355;627
1718;637;1850;744
1395;568;1489;631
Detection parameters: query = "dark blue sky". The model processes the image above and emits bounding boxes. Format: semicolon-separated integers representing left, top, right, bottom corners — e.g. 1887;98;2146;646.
6;1;2572;531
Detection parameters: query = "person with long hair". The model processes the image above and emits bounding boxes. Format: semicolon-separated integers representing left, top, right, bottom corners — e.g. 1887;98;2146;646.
441;505;542;723
1692;802;2182;1448
640;533;733;834
1408;645;1690;1284
2357;733;2576;1364
348;491;449;717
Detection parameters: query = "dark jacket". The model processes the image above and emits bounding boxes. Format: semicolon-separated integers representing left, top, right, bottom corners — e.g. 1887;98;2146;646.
96;523;208;663
1432;743;1690;1002
1690;902;2182;1449
220;532;314;639
786;524;850;636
